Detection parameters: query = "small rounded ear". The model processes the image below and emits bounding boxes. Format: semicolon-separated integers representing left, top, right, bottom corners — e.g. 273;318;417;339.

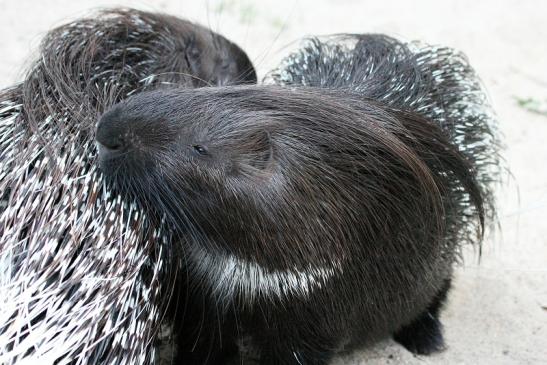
238;130;275;173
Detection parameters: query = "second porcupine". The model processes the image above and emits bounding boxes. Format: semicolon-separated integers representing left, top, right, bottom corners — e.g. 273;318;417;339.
0;8;256;365
96;34;501;364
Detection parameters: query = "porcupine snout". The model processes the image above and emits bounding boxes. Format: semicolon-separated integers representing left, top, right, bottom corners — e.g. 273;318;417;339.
96;131;126;160
95;107;151;178
95;97;182;182
96;109;132;162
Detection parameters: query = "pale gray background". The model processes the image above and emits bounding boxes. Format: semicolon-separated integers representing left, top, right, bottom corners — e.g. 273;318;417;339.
0;1;545;364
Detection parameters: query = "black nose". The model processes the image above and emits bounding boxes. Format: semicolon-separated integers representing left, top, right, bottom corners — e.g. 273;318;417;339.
97;134;124;151
96;139;124;161
96;114;130;160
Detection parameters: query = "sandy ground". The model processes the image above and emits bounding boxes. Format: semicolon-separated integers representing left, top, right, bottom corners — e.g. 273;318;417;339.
1;0;545;364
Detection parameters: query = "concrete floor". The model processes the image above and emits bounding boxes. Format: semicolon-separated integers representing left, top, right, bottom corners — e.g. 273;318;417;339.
0;0;545;364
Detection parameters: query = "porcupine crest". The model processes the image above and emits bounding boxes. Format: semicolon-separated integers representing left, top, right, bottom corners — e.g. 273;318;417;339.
267;34;502;257
0;8;255;364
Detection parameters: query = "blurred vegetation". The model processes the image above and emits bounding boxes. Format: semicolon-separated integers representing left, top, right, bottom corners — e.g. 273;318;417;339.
515;97;547;117
212;0;289;29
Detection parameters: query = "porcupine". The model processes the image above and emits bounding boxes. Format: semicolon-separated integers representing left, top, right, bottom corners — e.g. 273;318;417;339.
0;8;256;365
95;34;501;364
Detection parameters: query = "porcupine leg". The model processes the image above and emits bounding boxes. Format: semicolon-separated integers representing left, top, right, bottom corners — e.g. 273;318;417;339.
176;319;239;364
252;334;334;365
171;278;239;365
258;348;332;365
393;278;452;355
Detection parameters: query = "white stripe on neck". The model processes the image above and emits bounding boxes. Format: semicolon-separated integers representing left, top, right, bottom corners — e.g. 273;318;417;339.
188;244;340;302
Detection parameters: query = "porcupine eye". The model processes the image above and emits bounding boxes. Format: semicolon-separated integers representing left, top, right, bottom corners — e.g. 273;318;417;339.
220;59;233;71
192;144;208;156
186;41;201;63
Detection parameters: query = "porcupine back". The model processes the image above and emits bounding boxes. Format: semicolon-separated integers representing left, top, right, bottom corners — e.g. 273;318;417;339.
0;8;255;365
267;34;501;256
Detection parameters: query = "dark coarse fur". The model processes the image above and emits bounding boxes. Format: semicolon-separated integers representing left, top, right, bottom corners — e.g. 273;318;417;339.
96;35;500;364
22;8;256;131
0;8;256;365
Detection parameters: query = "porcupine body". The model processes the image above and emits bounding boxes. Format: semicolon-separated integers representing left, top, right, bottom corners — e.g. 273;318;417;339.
264;34;502;357
0;8;256;365
96;35;501;364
